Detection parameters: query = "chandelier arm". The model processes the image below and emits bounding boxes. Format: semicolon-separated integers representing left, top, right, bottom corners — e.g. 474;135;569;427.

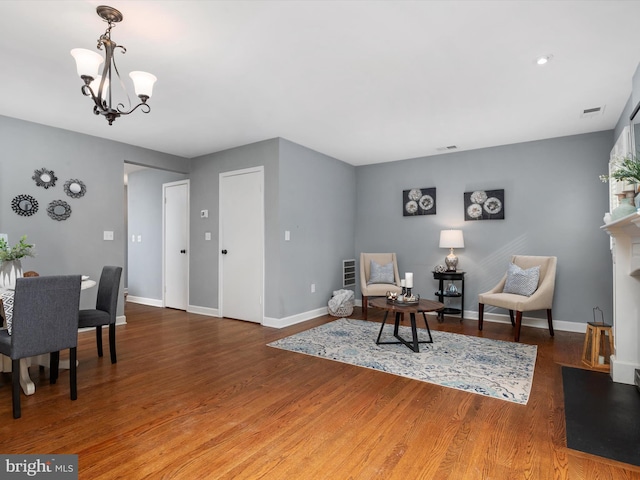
75;5;153;125
116;102;151;115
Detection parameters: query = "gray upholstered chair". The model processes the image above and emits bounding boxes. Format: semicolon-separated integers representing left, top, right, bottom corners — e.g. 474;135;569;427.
78;266;122;364
478;255;557;342
0;275;81;418
360;253;402;320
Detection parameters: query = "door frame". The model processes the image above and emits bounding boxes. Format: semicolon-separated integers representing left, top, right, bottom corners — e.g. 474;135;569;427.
162;179;190;308
218;166;265;323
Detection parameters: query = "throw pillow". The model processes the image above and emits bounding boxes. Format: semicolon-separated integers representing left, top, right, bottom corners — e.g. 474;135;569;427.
367;260;395;285
503;263;540;297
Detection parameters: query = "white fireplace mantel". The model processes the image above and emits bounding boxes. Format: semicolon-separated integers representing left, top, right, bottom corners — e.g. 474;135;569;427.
601;211;640;384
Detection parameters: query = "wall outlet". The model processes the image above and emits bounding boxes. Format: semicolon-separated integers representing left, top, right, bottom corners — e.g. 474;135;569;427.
205;232;211;241
137;235;142;242
103;231;114;241
201;209;209;218
311;283;316;293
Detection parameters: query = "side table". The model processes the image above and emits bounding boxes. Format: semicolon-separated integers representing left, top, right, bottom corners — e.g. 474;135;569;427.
433;271;465;322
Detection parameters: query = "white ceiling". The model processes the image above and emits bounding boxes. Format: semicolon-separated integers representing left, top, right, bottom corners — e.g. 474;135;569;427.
2;0;640;166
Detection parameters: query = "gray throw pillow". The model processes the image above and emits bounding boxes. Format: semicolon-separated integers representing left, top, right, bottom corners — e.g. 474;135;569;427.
367;260;395;285
503;263;540;296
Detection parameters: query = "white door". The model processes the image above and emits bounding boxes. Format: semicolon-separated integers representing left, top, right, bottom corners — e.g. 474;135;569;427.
219;167;264;323
164;180;189;309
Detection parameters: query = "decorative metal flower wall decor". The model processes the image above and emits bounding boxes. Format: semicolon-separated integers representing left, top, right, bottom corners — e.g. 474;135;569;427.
64;179;87;198
32;168;58;189
11;194;39;217
464;189;505;220
403;187;436;216
47;200;72;221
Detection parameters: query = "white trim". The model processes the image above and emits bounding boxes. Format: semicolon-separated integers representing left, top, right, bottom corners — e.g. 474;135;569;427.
218;166;265;324
79;315;127;333
126;296;163;307
162;179;190;310
187;305;220;317
463;310;587;333
263;306;329;329
611;356;639;385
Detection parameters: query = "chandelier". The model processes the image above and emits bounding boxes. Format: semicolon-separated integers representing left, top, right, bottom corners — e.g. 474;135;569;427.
70;5;157;125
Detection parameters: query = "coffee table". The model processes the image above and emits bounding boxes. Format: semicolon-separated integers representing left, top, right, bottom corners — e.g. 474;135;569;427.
369;297;444;352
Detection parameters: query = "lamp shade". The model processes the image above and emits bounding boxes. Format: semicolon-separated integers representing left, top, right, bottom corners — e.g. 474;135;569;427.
129;71;157;98
439;230;464;249
70;48;104;78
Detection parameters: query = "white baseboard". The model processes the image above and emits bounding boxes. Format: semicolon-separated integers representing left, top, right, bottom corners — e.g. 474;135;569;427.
263;306;329;329
79;315;127;333
357;299;585;333
126;296;163;307
187;305;220;317
462;309;586;333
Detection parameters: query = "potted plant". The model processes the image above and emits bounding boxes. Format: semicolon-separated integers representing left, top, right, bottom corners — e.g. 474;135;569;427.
0;235;35;287
606;154;640;185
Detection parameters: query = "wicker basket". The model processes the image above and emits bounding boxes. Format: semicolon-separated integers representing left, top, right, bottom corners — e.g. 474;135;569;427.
328;300;354;317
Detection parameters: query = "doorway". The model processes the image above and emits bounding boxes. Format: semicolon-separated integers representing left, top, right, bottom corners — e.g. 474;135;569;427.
219;167;264;323
163;180;189;309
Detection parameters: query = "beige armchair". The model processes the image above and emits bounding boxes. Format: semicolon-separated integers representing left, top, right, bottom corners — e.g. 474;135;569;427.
478;255;557;342
360;253;402;320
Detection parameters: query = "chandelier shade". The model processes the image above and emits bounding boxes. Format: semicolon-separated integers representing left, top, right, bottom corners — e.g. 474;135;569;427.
70;5;156;125
70;48;104;78
129;71;157;99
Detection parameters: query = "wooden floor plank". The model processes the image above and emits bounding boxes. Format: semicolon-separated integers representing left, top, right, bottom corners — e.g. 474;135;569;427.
0;303;638;479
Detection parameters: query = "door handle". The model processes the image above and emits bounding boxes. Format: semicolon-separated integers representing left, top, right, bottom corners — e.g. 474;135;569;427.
180;249;186;254
221;249;228;254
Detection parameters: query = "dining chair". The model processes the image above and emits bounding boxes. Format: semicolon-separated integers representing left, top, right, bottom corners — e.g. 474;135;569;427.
0;275;81;418
78;266;122;364
360;253;402;320
478;255;557;342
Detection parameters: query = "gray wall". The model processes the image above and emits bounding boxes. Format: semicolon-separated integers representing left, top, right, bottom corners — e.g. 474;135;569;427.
188;139;280;313
355;131;614;325
0;115;188;314
127;168;188;300
187;137;356;320
278;139;356;317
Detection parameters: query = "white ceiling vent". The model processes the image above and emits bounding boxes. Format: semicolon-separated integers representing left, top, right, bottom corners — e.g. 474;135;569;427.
436;145;458;152
580;106;605;119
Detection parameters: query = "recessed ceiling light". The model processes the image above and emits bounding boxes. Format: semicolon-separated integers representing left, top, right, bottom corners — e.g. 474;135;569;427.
535;54;553;65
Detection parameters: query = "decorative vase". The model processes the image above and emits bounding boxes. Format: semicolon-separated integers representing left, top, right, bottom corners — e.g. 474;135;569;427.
611;197;637;220
0;259;23;288
635;190;640;209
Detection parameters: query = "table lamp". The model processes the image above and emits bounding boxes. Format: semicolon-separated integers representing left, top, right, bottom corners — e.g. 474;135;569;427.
439;229;464;271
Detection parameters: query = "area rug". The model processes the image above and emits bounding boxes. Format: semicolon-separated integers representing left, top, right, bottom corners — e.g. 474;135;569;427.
268;318;537;404
562;366;640;466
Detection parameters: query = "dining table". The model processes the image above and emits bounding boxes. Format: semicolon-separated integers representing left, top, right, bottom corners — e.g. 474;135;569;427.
0;276;96;395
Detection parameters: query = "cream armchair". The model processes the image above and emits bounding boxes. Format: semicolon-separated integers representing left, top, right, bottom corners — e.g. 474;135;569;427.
360;253;402;320
478;255;557;342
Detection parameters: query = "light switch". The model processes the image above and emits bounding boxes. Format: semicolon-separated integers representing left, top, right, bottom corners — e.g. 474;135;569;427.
131;234;136;243
104;231;114;241
285;230;290;241
137;235;142;242
201;209;209;218
205;232;212;241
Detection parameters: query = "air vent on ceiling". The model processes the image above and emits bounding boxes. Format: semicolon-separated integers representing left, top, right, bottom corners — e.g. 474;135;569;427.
436;145;458;152
580;106;605;118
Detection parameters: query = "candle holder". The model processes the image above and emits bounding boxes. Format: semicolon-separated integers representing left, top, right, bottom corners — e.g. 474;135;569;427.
406;287;412;298
402;286;407;296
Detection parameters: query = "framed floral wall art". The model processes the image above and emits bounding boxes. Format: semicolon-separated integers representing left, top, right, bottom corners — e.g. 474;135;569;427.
403;187;436;216
464;189;504;220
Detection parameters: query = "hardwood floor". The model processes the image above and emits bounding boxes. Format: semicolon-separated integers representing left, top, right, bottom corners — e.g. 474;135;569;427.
0;303;638;479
